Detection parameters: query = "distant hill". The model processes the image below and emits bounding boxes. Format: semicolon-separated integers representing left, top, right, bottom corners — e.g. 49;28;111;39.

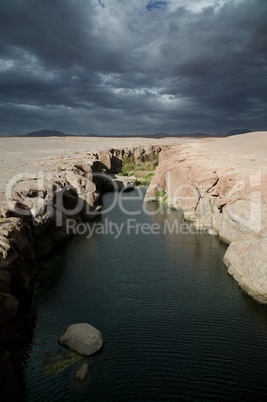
190;132;214;137
21;129;253;138
226;129;252;136
153;132;170;137
151;132;216;138
25;129;69;137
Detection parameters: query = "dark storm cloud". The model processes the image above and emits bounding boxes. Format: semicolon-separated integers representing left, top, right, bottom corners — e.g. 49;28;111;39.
98;0;105;8
0;0;266;135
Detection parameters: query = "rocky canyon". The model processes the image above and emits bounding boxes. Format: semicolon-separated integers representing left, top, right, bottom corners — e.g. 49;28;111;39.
0;132;267;400
146;132;267;303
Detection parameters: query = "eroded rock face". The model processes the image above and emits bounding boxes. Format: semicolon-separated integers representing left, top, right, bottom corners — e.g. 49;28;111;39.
145;132;267;303
0;217;36;400
59;323;104;357
0;346;26;402
0;149;115;399
223;236;267;304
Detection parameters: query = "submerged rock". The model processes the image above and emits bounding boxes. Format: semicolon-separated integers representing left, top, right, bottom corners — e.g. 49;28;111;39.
58;323;103;356
43;351;82;376
74;363;90;381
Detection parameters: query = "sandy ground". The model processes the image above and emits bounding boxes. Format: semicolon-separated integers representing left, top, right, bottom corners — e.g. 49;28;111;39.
203;131;267;162
1;132;266;201
159;131;267;175
0;136;201;197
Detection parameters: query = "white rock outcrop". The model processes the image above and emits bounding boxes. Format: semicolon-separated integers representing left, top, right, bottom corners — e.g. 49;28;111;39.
223;236;267;304
145;132;267;303
59;323;104;356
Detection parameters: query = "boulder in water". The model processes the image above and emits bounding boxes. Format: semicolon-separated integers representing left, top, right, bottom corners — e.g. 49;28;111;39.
58;323;103;356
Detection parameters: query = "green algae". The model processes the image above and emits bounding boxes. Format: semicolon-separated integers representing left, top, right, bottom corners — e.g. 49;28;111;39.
42;351;83;376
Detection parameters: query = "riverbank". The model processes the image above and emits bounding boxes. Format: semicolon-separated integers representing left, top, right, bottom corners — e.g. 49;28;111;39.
145;131;267;303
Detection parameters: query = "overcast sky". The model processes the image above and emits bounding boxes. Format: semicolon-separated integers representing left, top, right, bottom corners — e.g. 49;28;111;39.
0;0;266;136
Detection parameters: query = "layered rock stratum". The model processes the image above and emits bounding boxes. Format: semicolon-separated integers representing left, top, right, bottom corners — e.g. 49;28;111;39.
145;131;267;304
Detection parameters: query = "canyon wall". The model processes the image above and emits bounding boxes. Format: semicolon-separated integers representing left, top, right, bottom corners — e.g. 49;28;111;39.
145;132;267;304
0;150;106;401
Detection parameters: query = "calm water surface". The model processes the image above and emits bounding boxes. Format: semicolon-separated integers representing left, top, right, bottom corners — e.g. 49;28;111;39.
23;189;267;401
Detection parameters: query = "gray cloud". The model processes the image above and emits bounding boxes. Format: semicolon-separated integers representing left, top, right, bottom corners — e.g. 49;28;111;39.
0;0;266;135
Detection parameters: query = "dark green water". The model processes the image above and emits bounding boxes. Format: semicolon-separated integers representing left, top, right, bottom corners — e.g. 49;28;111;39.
23;189;267;401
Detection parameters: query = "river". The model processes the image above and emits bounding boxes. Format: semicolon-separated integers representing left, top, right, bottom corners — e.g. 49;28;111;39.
22;189;267;401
